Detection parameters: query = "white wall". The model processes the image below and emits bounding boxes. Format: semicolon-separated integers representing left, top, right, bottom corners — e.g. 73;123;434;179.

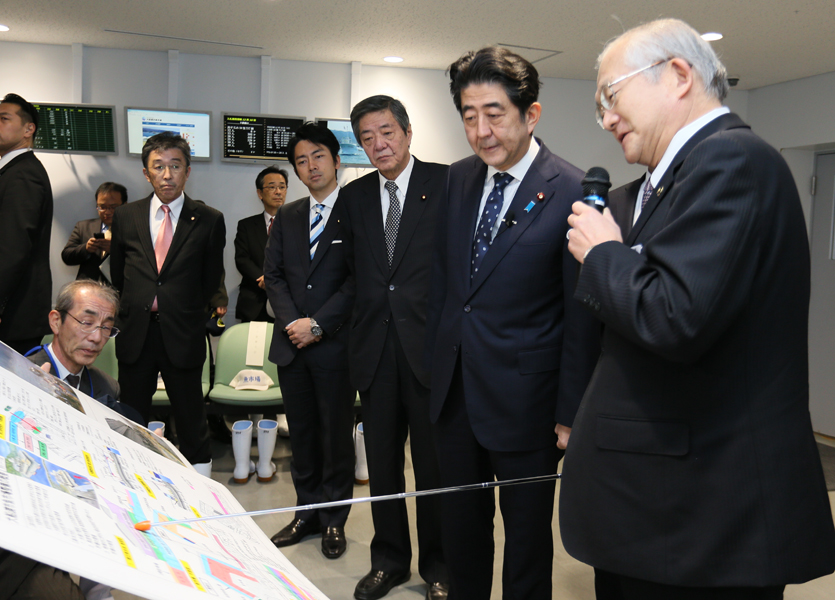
4;39;831;323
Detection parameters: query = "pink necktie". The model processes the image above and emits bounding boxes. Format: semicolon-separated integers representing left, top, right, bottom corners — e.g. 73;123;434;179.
151;205;172;311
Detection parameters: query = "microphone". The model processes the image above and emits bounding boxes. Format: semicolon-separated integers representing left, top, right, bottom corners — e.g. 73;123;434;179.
581;167;611;213
504;210;516;228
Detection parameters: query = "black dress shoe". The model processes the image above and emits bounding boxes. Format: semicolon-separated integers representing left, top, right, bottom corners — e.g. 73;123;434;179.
321;526;346;559
425;582;449;600
354;569;410;600
270;518;321;548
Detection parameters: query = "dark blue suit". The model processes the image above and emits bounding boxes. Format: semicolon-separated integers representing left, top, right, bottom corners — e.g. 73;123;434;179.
426;141;600;598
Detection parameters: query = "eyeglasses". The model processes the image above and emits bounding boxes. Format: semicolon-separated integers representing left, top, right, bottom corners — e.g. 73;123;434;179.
595;59;669;128
62;311;120;338
261;184;287;193
96;205;121;213
149;163;184;174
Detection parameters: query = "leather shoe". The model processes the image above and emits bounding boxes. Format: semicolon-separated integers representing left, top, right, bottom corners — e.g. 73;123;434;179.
354;569;410;600
321;526;346;559
425;582;449;600
270;518;320;548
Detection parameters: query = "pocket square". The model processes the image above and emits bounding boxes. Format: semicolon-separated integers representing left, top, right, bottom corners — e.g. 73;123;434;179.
331;240;342;244
631;244;643;254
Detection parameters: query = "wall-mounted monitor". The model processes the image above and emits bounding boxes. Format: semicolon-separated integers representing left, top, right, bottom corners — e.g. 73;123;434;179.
315;118;372;167
31;103;117;155
125;107;212;161
221;113;305;163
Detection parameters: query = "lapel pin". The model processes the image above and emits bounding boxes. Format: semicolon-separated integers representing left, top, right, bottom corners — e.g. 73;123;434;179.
421;195;426;201
536;192;545;201
656;186;664;196
524;200;536;213
190;216;195;221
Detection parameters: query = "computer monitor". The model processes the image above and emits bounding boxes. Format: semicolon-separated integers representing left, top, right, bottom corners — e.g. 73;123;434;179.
221;113;305;163
125;107;212;161
315;118;372;167
31;103;117;155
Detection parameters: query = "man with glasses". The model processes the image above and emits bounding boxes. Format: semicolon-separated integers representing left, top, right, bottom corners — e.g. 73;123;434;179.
110;132;225;477
62;182;128;284
562;18;835;598
234;166;288;323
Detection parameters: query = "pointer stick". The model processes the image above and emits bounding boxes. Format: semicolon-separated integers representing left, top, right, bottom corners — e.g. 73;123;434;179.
135;472;560;531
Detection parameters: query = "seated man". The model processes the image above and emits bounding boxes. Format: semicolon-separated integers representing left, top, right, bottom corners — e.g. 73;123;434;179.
61;182;127;284
25;279;142;425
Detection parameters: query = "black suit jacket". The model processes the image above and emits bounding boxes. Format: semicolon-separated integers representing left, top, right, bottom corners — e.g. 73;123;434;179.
426;142;600;451
0;151;53;342
608;175;644;240
340;158;447;390
264;195;353;367
560;113;835;586
234;213;273;322
109;193;226;369
61;217;110;282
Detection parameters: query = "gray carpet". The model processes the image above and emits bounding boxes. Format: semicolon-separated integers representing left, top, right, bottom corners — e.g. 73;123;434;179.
817;443;835;491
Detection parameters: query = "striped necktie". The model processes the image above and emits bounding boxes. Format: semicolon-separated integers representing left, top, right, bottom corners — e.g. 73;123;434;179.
310;203;324;260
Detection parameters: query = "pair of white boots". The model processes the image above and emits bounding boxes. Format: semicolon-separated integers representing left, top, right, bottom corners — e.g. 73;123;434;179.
355;422;369;485
232;419;277;483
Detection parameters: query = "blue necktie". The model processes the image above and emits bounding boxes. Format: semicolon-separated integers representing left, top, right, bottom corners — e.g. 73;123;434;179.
472;172;513;278
309;203;324;260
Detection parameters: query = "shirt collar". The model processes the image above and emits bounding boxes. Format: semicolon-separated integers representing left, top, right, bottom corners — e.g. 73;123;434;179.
649;107;730;188
378;154;415;196
0;147;32;170
309;185;340;210
485;137;539;184
150;192;185;219
47;342;82;380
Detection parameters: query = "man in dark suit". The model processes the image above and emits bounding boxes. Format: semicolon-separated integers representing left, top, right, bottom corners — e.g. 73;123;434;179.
61;181;128;283
235;166;287;322
425;48;600;599
110;132;225;475
563;19;835;599
265;123;355;560
340;95;449;600
0;93;53;355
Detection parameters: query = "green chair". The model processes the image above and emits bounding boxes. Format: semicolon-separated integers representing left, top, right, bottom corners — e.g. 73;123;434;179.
208;323;282;408
152;338;212;406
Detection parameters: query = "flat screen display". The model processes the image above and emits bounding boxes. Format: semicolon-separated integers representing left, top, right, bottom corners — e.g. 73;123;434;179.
222;113;305;162
32;103;117;155
125;107;211;160
316;118;372;167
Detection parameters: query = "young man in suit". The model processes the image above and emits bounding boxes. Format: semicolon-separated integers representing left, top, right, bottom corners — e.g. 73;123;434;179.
61;182;128;284
425;47;600;599
264;123;355;560
234;166;288;323
339;95;449;600
110;132;225;475
563;18;835;598
0;93;53;355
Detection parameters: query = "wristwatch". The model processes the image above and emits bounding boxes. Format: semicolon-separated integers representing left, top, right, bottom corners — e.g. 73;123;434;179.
309;318;323;337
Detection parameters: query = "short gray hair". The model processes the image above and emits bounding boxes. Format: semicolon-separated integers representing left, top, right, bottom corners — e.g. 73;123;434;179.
599;19;729;102
55;280;120;320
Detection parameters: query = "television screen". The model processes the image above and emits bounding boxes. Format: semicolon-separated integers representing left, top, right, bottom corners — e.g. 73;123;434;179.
222;113;305;162
32;103;117;155
316;118;372;167
125;107;211;160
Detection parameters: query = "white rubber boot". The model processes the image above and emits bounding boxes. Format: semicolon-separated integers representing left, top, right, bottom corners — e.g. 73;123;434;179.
232;420;256;483
277;413;290;438
192;459;212;478
257;419;278;482
355;422;369;485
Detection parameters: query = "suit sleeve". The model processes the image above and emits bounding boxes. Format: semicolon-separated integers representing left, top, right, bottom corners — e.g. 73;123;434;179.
234;220;265;282
0;166;48;307
311;199;355;335
576;134;762;364
263;208;303;327
61;222;95;266
201;212;226;306
424;169;451;370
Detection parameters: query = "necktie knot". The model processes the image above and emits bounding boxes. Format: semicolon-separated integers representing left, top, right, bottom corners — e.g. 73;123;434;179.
493;172;513;193
65;374;80;388
385;180;398;195
641;181;654;209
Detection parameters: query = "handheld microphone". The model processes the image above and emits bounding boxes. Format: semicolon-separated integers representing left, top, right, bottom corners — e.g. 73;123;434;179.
581;167;611;213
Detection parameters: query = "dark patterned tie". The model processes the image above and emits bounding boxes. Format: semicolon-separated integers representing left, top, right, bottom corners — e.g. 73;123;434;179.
309;204;324;260
65;374;80;388
384;181;401;267
472;172;513;278
641;180;654;210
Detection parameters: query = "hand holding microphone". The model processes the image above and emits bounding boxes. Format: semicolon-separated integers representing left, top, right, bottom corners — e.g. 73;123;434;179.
567;167;622;263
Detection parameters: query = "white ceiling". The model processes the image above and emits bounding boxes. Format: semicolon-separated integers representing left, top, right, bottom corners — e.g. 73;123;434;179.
4;0;835;90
